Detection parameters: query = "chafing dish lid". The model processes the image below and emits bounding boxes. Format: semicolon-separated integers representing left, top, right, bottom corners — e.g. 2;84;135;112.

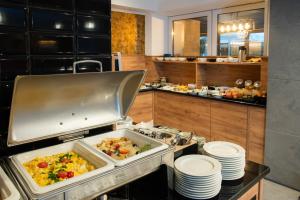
7;70;146;146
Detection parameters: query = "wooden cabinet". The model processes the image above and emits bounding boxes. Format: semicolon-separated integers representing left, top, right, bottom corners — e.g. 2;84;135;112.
154;92;211;140
211;101;248;148
238;180;264;200
247;107;266;164
132;91;266;162
128;91;153;123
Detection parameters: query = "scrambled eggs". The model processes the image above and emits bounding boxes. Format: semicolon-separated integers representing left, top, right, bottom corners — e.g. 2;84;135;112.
97;137;151;160
23;152;95;186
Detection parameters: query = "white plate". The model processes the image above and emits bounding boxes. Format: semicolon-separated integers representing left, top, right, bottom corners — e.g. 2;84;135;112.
175;177;221;188
174;168;221;180
175;174;221;185
175;180;222;192
175;182;221;194
203;141;245;158
222;171;245;180
174;155;221;177
175;185;221;199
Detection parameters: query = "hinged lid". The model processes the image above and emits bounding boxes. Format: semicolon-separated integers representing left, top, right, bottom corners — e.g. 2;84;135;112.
8;70;146;146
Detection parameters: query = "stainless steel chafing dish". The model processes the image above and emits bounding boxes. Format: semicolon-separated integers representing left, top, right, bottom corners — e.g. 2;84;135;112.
4;71;174;200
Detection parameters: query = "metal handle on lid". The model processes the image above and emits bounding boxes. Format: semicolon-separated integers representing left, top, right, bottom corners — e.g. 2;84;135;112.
73;60;103;74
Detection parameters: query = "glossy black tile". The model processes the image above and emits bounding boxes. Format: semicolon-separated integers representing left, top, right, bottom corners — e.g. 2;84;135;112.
76;56;112;72
0;81;13;107
31;57;74;74
0;57;28;81
0;6;26;28
77;36;111;55
29;0;73;11
0;32;26;55
77;15;110;35
76;0;110;16
31;9;73;32
0;107;9;132
31;33;74;55
0;0;25;6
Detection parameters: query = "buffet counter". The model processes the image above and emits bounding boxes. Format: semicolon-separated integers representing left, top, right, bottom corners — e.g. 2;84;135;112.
139;88;266;108
129;90;266;164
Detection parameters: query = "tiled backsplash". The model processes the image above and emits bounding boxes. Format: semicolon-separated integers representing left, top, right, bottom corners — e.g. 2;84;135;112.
0;0;112;155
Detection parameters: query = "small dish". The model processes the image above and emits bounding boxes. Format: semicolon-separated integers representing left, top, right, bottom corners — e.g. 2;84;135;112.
198;58;207;62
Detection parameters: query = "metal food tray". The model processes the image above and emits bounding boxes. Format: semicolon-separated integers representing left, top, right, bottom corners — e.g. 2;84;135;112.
7;146;174;200
10;141;114;195
81;129;169;166
0;165;21;200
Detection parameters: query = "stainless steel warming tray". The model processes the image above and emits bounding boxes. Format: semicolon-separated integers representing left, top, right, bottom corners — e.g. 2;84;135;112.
5;70;174;199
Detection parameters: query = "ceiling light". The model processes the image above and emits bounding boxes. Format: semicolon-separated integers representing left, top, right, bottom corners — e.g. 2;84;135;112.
232;24;237;31
245;22;251;30
238;24;244;31
226;25;231;32
220;26;225;33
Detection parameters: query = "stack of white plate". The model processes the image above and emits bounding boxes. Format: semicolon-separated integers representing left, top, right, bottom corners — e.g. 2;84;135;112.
174;155;222;199
203;141;246;180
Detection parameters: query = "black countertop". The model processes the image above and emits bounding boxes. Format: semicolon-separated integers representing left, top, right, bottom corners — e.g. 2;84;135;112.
139;88;266;108
165;161;270;200
129;160;270;200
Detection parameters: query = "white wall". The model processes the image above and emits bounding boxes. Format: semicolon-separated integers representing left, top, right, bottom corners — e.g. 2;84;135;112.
146;14;169;56
111;0;159;12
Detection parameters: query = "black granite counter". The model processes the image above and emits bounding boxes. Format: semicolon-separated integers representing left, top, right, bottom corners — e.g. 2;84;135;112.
139;88;266;108
166;161;270;200
129;161;270;200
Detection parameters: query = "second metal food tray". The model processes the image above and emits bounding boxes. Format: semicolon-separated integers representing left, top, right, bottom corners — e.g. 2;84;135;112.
81;129;169;166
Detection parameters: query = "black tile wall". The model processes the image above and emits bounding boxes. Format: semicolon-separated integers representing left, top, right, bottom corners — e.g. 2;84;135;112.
77;15;110;35
0;0;112;156
31;56;74;74
30;9;74;32
28;0;74;11
30;33;74;54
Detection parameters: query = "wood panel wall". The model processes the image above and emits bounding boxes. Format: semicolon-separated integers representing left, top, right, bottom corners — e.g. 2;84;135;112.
155;62;196;84
154;92;211;139
121;56;159;83
197;64;261;87
111;11;145;55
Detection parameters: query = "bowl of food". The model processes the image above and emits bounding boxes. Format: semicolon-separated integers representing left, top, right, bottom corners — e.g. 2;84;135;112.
81;129;168;166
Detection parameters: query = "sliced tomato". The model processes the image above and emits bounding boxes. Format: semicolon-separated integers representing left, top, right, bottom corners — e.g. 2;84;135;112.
37;162;48;168
60;158;72;164
114;144;120;149
119;148;129;154
57;171;68;179
67;171;74;178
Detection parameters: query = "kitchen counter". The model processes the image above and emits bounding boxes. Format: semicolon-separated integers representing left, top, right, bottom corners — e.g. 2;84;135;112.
139;88;266;108
166;161;270;200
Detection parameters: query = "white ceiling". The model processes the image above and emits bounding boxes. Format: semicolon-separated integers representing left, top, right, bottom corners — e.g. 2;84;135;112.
157;0;264;15
112;0;264;16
